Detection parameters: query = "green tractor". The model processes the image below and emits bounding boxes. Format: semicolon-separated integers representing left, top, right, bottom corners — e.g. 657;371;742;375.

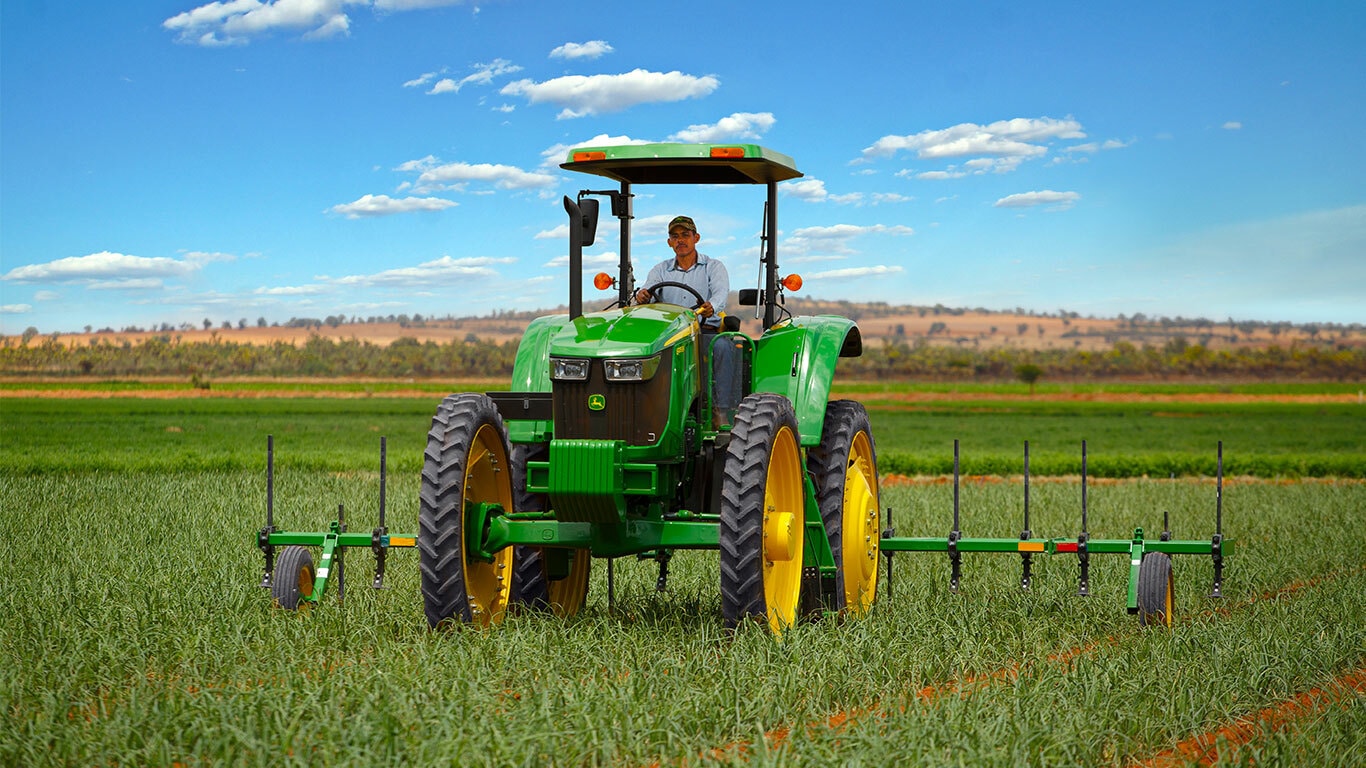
419;143;880;632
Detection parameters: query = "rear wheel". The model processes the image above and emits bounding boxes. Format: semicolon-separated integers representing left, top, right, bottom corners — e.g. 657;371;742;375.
720;394;805;633
807;401;881;617
419;393;516;628
1137;551;1175;627
508;443;591;617
271;545;315;610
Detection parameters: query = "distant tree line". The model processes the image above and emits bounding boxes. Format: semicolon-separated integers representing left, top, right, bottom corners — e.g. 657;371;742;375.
2;332;1362;381
0;334;519;379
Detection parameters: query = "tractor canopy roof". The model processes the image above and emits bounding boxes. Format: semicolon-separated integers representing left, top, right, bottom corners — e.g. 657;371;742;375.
561;143;802;185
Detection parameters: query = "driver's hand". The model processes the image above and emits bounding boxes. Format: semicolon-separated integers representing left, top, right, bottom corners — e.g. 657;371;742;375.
697;301;714;318
634;288;652;304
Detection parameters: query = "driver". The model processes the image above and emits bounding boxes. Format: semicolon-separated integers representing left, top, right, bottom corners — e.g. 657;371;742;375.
634;215;728;326
635;215;739;427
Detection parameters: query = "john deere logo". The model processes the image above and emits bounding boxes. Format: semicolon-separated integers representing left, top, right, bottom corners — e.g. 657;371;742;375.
588;394;606;411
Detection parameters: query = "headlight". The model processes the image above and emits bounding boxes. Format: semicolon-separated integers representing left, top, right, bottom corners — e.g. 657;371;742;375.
551;358;589;381
603;355;661;382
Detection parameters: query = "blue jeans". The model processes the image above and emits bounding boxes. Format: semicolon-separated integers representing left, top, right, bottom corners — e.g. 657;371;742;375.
707;332;742;422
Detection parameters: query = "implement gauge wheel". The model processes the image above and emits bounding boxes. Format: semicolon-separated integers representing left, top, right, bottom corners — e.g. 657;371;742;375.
720;393;805;633
807;400;881;617
508;443;591;617
271;545;315;610
419;393;517;629
1138;551;1175;627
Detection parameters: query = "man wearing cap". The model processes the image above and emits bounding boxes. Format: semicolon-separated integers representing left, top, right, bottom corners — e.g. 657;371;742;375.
634;215;728;326
635;215;739;426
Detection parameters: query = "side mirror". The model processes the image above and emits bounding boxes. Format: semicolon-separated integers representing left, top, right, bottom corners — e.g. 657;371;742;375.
576;197;600;247
737;289;759;306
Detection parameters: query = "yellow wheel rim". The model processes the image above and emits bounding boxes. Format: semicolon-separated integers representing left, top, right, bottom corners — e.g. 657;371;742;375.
463;423;515;626
762;425;804;633
1161;570;1174;627
298;564;314;601
546;549;591;618
841;430;880;616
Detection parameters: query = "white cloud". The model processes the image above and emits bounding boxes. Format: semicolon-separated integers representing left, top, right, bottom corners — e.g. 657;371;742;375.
374;0;464;9
871;193;912;204
322;255;515;287
993;190;1081;210
165;0;468;46
2;251;211;283
403;70;443;88
860;117;1085;168
785;178;832;202
1;304;33;314
806;265;906;280
1223;121;1243;130
542;252;620;268
500;69;719;119
409;161;557;193
535;224;569;240
550;40;614;60
792;224;914;240
540;134;646;168
423;59;521;95
667;112;776;143
328;193;457;218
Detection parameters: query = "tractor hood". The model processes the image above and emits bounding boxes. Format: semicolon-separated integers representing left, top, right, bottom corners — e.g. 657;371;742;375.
549;305;696;359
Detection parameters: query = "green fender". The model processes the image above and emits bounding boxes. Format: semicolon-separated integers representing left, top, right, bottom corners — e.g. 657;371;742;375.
506;315;571;443
750;315;862;446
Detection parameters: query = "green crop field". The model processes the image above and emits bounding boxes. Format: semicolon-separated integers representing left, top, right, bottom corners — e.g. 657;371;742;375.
2;391;1364;766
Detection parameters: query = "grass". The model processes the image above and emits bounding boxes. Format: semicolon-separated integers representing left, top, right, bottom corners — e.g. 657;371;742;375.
2;395;1364;765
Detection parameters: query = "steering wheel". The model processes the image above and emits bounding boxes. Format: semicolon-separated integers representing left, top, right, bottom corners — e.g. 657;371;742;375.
637;281;706;309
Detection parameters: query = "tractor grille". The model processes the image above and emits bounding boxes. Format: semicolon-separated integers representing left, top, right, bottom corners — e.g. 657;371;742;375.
553;359;672;445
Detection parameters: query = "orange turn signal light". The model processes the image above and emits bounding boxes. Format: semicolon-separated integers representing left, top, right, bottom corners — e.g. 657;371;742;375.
781;273;803;292
573;151;607;162
709;146;746;158
593;272;615;290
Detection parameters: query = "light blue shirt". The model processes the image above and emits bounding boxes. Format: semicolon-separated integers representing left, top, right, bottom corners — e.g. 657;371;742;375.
641;253;729;328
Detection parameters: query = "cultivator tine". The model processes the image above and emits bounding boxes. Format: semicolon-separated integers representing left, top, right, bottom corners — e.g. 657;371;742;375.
1210;441;1225;599
948;440;962;594
257;435;276;589
882;507;895;599
1076;440;1091;597
336;503;346;604
1020;440;1034;591
372;437;390;590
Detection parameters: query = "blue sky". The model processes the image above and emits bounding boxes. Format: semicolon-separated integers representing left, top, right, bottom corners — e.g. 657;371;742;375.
2;1;1363;335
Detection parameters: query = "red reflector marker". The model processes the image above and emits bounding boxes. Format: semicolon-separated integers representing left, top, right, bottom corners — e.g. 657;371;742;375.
1055;542;1079;553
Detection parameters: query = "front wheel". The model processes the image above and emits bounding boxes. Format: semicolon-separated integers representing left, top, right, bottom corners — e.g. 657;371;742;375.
720;393;805;633
419;393;517;629
271;545;315;611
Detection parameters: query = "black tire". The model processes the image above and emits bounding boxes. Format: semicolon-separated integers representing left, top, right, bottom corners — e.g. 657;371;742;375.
1138;551;1175;627
271;545;315;610
807;400;881;617
720;393;805;632
508;443;590;617
419;393;517;629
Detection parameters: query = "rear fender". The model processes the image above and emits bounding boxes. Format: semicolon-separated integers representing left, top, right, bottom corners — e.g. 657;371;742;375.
750;316;861;446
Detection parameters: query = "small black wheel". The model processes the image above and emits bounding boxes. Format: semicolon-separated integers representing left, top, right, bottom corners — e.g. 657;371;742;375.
271;545;315;610
1137;551;1175;627
720;393;805;633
